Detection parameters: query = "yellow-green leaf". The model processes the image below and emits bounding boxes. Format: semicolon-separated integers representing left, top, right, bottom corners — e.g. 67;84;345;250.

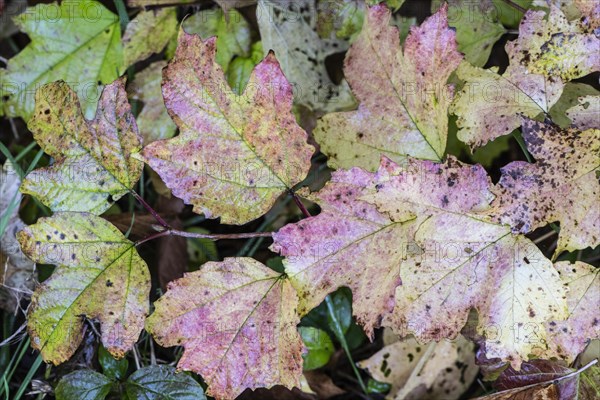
22;78;143;215
182;8;251;72
1;0;123;120
18;212;150;364
432;0;506;67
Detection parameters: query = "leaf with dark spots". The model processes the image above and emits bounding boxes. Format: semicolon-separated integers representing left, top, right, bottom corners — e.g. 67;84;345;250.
21;79;143;215
491;119;600;255
541;262;600;363
17;213;150;364
360;157;567;368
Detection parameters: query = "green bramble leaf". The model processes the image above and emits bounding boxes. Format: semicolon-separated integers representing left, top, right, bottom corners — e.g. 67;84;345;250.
55;370;113;400
299;327;334;370
432;0;506;67
124;365;206;400
182;8;251;72
1;0;123;120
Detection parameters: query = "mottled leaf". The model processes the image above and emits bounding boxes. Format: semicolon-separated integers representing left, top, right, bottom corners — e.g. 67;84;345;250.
257;0;355;112
18;213;150;364
432;0;506;67
129;61;177;144
1;0;123;120
543;262;599;362
360;335;478;400
21;79;143;215
139;31;314;224
124;365;206;400
450;7;588;148
359;157;567;368
183;8;251;72
512;7;600;82
313;4;462;171
145;258;304;399
123;8;178;67
55;370;113;400
492;119;600;254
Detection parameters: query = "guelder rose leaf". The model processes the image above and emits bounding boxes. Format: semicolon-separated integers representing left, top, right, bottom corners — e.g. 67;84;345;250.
1;0;123;120
313;4;462;171
543;262;600;362
361;157;567;368
22;78;143;215
145;258;303;400
492;119;600;254
18;213;150;364
140;31;314;224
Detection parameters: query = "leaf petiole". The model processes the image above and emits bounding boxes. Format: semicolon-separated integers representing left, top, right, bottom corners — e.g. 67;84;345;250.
135;228;273;247
130;191;171;229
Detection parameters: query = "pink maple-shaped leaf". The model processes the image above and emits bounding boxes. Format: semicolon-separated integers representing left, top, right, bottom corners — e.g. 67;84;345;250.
145;258;304;400
139;31;314;225
313;4;462;171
